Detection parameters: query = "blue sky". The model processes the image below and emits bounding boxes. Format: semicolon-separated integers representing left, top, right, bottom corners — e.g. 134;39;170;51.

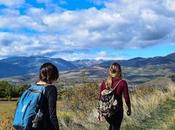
0;0;175;60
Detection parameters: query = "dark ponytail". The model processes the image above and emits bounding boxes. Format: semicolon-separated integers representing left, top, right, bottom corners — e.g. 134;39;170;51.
39;63;59;84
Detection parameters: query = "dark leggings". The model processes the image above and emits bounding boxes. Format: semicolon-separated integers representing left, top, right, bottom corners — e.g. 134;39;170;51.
105;111;123;130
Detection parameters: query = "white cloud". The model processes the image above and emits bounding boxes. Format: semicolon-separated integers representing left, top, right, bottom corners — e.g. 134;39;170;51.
0;0;175;59
0;15;46;32
0;32;65;58
95;51;107;60
27;7;45;16
42;10;81;33
0;0;24;7
141;9;159;23
37;0;175;49
50;50;124;61
166;0;175;12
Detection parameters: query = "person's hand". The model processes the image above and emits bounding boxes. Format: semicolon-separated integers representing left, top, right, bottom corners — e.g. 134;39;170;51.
98;114;101;121
127;108;131;116
97;113;102;121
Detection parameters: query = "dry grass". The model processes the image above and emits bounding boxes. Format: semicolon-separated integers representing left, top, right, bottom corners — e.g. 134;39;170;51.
0;102;16;130
122;84;175;129
57;83;175;130
0;83;175;130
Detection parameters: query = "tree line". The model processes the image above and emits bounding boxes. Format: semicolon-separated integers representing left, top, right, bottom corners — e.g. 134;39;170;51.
0;80;26;100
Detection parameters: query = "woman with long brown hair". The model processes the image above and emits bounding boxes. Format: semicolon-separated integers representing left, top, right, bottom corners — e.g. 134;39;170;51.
99;62;131;130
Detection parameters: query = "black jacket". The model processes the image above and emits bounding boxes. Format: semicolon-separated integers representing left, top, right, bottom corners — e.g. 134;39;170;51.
35;85;59;130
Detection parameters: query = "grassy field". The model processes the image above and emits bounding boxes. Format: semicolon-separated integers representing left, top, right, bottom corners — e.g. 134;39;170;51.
0;84;175;130
0;101;16;130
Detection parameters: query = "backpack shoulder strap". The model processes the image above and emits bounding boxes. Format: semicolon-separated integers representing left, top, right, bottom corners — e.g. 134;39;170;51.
112;80;122;91
29;84;46;109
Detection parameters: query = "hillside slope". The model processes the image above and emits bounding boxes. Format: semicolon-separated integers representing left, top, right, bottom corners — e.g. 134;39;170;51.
128;98;175;130
0;56;77;78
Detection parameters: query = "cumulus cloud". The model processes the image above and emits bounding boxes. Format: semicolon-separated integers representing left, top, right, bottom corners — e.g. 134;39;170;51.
0;10;46;32
0;0;24;7
0;0;175;59
166;0;175;12
0;32;65;58
50;50;124;61
39;0;175;49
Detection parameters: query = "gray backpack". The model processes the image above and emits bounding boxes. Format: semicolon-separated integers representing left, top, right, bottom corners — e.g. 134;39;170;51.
98;80;122;117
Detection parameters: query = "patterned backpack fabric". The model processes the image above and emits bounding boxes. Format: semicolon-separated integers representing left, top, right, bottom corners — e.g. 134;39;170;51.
98;80;122;117
13;84;45;130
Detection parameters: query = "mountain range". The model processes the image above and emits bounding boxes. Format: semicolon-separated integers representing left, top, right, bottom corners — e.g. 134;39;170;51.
0;52;175;78
99;52;175;68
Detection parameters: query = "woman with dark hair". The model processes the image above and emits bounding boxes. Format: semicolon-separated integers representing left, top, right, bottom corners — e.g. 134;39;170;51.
35;62;59;130
99;63;131;130
13;62;59;130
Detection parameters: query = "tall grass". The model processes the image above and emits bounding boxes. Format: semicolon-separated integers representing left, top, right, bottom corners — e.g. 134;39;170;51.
0;101;16;130
58;83;175;130
122;85;175;129
0;83;174;130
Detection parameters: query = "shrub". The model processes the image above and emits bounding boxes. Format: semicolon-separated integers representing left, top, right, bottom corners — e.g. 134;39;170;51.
0;80;26;99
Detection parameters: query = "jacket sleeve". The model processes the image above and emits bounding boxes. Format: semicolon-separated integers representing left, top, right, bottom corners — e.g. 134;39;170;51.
47;86;59;130
99;80;105;99
122;80;131;107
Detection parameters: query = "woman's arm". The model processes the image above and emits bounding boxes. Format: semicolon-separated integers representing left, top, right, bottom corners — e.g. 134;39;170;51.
123;80;131;116
99;80;106;99
47;86;59;130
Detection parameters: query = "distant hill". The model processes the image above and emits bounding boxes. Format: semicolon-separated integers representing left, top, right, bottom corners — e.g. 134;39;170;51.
99;52;175;68
0;52;175;80
71;59;104;68
0;56;77;78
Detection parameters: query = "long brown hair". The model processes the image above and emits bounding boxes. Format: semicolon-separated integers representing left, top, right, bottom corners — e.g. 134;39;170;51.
105;62;122;89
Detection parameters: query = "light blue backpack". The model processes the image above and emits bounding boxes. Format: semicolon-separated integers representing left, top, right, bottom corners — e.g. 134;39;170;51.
13;84;45;130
